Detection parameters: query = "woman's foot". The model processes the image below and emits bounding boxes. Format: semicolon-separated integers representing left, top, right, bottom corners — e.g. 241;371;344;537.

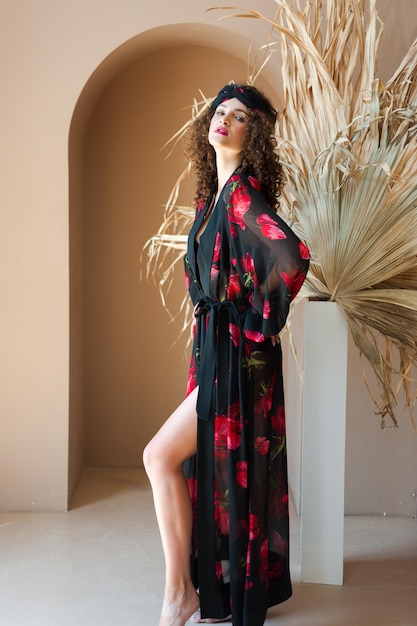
158;588;200;626
190;608;232;623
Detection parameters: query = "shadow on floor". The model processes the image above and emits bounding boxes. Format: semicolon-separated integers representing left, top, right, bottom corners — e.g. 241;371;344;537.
69;467;149;510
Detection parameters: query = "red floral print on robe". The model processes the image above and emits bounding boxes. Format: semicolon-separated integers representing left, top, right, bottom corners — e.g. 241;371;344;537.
183;168;309;626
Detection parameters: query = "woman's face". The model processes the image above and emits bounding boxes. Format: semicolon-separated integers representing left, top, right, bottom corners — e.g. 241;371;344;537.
208;97;249;157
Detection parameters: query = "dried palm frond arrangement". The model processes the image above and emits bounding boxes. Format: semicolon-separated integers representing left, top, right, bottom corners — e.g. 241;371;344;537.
144;0;417;428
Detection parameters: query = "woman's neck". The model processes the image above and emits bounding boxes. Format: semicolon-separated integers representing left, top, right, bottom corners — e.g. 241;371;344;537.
215;152;242;197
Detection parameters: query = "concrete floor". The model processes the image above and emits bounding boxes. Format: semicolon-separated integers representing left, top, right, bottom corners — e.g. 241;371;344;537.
0;468;416;626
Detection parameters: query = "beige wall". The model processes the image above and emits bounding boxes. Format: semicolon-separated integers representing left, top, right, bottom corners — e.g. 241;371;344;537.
1;0;416;512
345;342;417;517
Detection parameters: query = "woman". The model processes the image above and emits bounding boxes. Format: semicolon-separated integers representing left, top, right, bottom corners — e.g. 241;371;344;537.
143;83;310;626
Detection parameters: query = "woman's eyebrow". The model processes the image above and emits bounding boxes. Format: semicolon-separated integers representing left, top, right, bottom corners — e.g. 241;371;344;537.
218;104;249;115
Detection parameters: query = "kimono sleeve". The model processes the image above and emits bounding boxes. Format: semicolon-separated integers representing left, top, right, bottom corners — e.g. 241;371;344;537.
228;174;310;341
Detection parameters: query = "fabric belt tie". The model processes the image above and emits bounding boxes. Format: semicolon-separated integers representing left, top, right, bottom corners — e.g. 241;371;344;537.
194;296;246;421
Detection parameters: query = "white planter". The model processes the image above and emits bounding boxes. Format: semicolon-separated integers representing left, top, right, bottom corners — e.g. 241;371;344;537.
300;299;348;585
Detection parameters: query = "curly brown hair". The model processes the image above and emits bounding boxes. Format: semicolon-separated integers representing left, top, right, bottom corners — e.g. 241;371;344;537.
183;85;285;212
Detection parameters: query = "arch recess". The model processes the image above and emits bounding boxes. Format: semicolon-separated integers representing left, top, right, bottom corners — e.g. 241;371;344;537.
68;22;282;505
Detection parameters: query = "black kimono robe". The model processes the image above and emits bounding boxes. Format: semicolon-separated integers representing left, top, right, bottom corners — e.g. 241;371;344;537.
184;169;310;626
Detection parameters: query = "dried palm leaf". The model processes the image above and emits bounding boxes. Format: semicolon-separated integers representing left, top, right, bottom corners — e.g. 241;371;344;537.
225;0;417;427
144;0;417;427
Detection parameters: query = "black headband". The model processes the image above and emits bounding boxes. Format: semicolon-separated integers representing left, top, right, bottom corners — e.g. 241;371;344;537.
210;84;277;124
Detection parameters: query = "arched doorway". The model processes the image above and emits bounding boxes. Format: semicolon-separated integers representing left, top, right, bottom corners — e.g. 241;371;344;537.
68;24;282;503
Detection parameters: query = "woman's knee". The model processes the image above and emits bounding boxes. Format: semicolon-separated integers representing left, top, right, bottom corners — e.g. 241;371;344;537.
143;435;178;479
142;437;162;478
143;389;198;478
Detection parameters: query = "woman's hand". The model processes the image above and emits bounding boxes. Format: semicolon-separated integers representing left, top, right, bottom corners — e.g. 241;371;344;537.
271;333;280;347
190;318;197;341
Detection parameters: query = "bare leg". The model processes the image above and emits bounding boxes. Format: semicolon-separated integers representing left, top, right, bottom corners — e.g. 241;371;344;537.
143;386;200;626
